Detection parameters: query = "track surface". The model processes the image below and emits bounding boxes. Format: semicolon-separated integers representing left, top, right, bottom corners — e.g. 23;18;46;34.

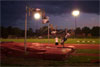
1;42;99;56
39;43;100;56
1;42;76;60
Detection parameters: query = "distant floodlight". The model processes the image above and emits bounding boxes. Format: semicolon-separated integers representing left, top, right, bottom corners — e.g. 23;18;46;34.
34;12;41;20
72;10;80;17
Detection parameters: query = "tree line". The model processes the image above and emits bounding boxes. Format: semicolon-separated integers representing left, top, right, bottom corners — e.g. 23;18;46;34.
75;26;100;37
0;26;100;38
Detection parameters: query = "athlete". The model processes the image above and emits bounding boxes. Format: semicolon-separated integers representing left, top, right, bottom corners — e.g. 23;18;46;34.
55;36;59;45
61;29;71;47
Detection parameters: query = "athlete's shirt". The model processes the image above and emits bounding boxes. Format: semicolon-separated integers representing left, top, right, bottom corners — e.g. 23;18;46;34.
55;37;58;42
65;33;70;38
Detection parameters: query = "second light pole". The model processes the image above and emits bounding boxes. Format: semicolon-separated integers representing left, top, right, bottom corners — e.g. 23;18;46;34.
72;10;80;38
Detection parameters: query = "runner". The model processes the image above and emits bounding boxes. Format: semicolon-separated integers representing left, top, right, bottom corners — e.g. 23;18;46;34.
61;29;71;48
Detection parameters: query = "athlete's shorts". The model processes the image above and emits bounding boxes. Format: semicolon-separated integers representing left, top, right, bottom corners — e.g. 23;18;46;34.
61;38;67;45
55;42;58;45
64;38;67;41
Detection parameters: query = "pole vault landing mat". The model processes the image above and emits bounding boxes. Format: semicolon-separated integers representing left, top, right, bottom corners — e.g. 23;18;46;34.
1;42;75;60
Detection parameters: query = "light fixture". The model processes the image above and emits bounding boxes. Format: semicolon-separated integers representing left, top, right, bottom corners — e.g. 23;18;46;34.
34;12;41;20
72;10;80;17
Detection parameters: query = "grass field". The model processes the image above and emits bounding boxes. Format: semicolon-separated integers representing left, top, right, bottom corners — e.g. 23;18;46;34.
1;56;99;66
0;38;100;44
76;49;99;54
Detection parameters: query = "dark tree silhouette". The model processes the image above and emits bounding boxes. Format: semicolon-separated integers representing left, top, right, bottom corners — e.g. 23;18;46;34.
1;26;8;38
0;26;100;38
13;27;22;37
7;26;13;35
75;27;82;34
82;27;91;37
39;26;48;35
91;26;100;36
27;28;34;37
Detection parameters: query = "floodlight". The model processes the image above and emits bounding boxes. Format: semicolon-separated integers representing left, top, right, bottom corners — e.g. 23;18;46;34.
34;12;41;20
72;10;80;17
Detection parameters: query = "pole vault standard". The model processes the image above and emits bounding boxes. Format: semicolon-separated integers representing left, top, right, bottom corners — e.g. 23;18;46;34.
24;6;49;54
24;6;27;54
48;23;50;44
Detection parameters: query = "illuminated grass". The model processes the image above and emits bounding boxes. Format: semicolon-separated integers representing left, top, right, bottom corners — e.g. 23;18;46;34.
0;38;100;44
76;49;99;54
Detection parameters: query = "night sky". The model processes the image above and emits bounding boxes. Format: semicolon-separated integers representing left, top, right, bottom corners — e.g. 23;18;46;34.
1;1;99;31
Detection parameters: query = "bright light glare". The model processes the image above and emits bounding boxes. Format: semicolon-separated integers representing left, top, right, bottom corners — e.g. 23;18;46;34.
34;13;41;20
72;10;80;16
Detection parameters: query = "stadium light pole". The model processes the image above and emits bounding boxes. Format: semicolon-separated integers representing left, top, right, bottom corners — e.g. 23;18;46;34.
72;10;80;38
24;6;41;54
